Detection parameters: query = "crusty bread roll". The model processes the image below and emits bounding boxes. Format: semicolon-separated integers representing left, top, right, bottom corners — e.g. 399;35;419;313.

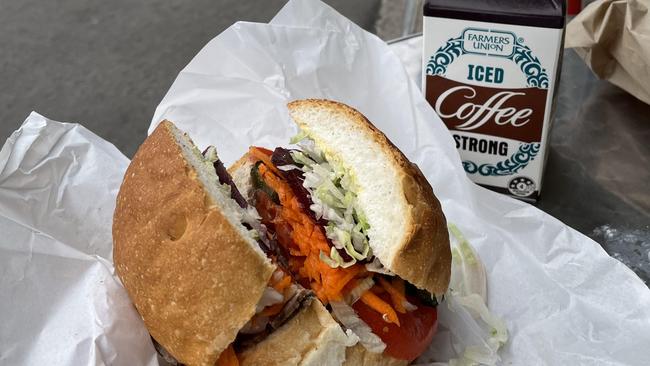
114;96;451;366
113;121;275;366
239;99;451;296
239;299;350;366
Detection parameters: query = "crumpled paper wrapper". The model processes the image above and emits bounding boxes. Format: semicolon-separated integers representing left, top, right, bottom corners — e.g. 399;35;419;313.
2;1;650;365
566;0;650;105
0;113;159;365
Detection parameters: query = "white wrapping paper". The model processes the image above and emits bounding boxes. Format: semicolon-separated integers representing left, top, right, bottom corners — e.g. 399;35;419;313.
2;0;650;365
0;113;158;365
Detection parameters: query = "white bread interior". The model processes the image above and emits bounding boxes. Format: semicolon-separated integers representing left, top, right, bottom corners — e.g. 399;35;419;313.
290;102;407;262
287;100;451;296
170;123;268;258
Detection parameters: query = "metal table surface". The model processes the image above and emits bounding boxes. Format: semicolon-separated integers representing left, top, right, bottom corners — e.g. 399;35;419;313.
389;35;650;285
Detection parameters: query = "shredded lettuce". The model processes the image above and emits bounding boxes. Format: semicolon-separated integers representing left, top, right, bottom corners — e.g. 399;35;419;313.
447;345;499;366
429;223;508;366
289;130;309;144
319;250;340;268
345;277;375;305
449;223;478;265
330;301;386;354
290;151;317;167
290;132;372;265
297;138;325;163
325;224;369;261
320;247;356;269
330;247;357;268
448;223;487;301
455;294;508;349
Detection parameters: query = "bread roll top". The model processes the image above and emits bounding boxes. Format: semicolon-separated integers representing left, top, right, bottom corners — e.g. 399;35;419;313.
287;100;451;296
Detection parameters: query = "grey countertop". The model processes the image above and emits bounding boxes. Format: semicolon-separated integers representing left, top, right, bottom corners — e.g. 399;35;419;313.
391;35;650;285
0;0;381;158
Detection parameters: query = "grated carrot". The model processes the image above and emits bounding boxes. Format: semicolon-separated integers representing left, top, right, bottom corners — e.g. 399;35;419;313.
250;154;411;324
249;147;281;175
360;288;400;326
322;265;364;301
250;146;273;156
255;159;362;303
342;279;360;295
273;274;292;293
378;277;407;313
215;345;239;366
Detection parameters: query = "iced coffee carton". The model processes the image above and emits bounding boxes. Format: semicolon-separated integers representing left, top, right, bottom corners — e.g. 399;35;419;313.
423;0;565;201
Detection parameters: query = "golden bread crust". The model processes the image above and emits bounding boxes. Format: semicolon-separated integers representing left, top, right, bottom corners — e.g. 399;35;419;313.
113;121;274;366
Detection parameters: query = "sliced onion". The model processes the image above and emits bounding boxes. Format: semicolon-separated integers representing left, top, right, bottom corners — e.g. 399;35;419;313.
244;211;273;250
271;269;285;283
255;287;284;313
365;257;394;276
344;329;360;346
404;300;418;312
345;277;375;305
330;301;386;354
277;164;301;171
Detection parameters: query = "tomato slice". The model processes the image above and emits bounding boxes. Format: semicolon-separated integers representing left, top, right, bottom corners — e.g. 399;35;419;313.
352;292;438;361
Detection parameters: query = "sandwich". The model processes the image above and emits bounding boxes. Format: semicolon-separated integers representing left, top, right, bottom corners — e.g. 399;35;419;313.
112;99;451;366
230;100;451;365
113;119;350;366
